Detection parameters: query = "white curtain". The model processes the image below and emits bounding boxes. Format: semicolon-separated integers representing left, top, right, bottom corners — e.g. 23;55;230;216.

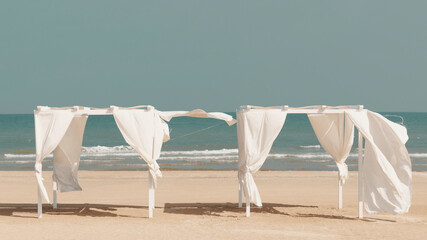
53;115;88;192
34;110;75;202
113;108;168;188
237;109;287;206
346;110;411;214
308;113;354;183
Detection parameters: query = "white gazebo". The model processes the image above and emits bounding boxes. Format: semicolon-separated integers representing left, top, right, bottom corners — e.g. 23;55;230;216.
236;105;411;219
34;105;236;219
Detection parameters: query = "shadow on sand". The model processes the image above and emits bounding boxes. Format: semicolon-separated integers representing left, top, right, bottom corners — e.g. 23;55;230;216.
163;202;396;222
163;202;317;217
0;203;397;222
0;203;147;219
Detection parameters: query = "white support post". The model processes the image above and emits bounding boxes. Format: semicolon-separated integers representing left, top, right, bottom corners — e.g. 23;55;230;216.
53;180;58;209
246;196;250;217
238;182;242;208
37;187;42;219
148;172;155;219
358;130;364;219
338;176;343;209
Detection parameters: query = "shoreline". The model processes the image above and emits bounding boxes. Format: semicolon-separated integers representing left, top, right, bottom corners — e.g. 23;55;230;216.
1;169;427;173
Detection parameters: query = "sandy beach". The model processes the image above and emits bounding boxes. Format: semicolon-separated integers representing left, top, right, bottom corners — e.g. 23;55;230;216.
0;170;426;240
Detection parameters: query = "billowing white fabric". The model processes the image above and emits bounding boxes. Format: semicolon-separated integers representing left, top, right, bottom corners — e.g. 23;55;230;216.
53;115;88;192
308;113;354;183
159;109;237;126
113;108;167;187
346;110;411;214
34;110;75;202
237;109;287;206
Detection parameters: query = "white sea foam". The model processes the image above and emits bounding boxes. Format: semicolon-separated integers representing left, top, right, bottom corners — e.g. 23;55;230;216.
0;160;34;164
326;164;349;168
161;149;239;155
180;159;237;163
409;153;427;158
81;152;140;157
268;153;329;159
82;145;134;153
3;145;426;164
1;151;349;161
82;146;239;157
99;164;147;168
4;153;39;158
269;153;359;159
159;155;238;160
299;145;321;149
304;159;331;163
3;147;240;159
80;159;123;163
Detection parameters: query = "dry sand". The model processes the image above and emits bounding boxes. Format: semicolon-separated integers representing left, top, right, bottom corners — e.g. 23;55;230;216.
0;170;426;240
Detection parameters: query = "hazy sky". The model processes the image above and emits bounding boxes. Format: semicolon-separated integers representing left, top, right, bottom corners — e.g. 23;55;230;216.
1;1;426;113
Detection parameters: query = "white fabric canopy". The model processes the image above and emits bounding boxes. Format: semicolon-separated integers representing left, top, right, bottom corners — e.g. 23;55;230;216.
159;109;236;126
308;113;354;183
53;115;88;192
237;109;287;206
112;108;168;187
35;106;236;203
237;106;411;214
35;109;75;202
346;110;411;214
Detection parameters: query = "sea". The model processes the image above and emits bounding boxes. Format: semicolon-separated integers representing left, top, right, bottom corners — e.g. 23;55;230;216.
0;113;426;172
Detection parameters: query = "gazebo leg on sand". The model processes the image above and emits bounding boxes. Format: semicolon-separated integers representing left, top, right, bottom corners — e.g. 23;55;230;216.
238;117;366;219
38;171;156;219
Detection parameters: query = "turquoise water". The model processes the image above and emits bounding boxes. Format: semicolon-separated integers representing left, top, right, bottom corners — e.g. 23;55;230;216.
0;113;426;171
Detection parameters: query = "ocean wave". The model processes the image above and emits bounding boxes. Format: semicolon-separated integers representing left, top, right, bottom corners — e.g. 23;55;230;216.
83;146;240;157
4;153;40;158
2;152;344;160
81;152;140;157
3;145;427;162
3;147;239;159
182;159;237;163
325;165;337;168
269;153;359;159
91;163;147;168
161;149;239;155
80;159;123;163
304;159;331;163
269;153;330;159
409;153;427;158
0;160;34;164
82;145;134;153
159;155;238;160
81;146;239;155
299;145;321;149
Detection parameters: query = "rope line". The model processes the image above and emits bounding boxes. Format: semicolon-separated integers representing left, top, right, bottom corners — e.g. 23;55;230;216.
383;114;405;125
169;122;224;141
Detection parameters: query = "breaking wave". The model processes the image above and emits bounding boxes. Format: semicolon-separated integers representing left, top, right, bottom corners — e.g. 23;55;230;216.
2;146;427;165
299;145;321;149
